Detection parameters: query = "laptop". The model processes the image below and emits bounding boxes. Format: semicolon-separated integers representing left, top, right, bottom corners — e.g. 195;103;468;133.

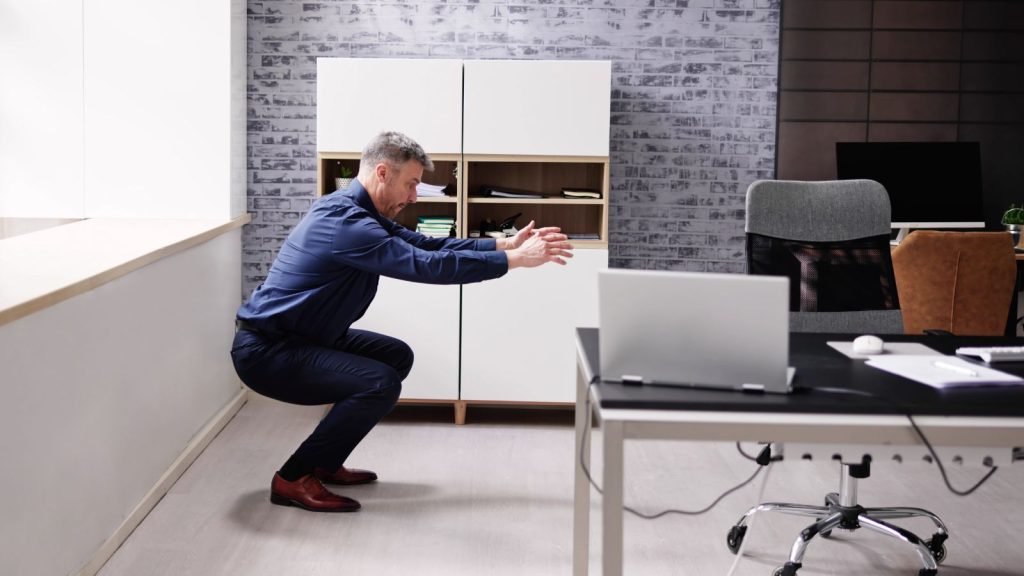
598;269;793;394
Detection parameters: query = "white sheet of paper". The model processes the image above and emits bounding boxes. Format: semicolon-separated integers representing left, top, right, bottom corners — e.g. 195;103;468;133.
827;341;942;360
865;355;1024;389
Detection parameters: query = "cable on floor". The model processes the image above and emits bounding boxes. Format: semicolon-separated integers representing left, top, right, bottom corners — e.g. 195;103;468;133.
579;383;769;519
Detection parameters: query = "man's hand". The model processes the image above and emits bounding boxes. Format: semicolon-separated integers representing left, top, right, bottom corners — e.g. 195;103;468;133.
497;221;566;251
506;224;574;269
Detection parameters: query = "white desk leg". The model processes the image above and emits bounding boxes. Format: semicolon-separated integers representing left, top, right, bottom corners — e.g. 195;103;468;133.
573;364;591;576
602;419;624;576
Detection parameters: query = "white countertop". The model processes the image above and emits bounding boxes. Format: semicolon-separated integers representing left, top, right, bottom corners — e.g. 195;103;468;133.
0;216;250;327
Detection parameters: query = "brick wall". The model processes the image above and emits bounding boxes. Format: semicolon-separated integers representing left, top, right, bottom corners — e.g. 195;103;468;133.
245;0;780;297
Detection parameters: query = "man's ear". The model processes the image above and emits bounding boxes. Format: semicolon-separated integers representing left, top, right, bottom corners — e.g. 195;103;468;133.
375;162;388;183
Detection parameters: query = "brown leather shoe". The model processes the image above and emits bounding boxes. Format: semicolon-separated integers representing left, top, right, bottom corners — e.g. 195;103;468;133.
270;473;360;512
313;465;378;486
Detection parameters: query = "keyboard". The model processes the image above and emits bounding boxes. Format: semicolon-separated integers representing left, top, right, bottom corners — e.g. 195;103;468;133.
956;346;1024;363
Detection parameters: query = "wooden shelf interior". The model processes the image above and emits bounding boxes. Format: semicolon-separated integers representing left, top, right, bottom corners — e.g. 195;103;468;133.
395;203;460;236
464;159;607;241
318;157;460;198
317;155;607;243
423;159;459;193
322;157;361;196
465;202;603;238
465;160;605;199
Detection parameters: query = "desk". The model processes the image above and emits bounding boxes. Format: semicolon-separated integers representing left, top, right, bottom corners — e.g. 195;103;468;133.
573;328;1024;576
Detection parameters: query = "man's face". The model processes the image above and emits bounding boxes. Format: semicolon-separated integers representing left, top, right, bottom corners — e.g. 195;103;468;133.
379;160;423;218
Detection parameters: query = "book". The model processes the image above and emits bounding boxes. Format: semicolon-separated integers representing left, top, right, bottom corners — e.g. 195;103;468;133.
416;224;455;238
477;185;544;199
416;215;456;238
561;187;601;199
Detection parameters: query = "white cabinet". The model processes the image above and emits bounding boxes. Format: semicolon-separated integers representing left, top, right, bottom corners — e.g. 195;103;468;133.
317;57;610;411
317;58;463;155
460;249;607;403
463;60;611;157
351;278;461;401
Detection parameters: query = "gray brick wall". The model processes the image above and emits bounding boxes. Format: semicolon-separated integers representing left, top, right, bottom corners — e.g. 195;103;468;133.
245;0;780;296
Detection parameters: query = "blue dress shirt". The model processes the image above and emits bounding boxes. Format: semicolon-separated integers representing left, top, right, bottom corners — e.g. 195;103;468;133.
238;181;508;346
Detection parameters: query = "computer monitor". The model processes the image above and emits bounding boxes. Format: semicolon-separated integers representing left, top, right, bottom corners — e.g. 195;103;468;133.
836;142;984;241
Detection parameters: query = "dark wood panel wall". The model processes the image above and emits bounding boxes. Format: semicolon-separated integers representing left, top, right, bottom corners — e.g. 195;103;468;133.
776;0;1024;229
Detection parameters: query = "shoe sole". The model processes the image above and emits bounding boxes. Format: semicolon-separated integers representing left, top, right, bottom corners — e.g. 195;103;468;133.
316;477;377;486
270;493;360;513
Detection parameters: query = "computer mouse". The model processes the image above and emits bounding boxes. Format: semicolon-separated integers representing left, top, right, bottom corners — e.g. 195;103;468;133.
852;335;885;355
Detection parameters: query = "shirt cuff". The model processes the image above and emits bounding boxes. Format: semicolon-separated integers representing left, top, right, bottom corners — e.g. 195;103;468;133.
475;238;498;251
482;249;509;277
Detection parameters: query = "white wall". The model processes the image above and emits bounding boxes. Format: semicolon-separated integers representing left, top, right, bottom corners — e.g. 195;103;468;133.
0;0;246;220
0;230;243;575
83;0;247;219
0;0;85;217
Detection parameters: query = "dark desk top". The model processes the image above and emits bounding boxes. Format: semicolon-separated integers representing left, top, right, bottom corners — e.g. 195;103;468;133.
578;328;1024;417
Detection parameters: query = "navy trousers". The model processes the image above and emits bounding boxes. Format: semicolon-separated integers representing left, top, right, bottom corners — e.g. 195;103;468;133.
230;327;413;472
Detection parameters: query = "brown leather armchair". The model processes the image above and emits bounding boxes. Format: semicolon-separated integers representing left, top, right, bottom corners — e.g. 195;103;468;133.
892;230;1017;336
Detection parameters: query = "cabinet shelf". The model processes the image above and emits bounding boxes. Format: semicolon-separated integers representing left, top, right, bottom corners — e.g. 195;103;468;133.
467;197;604;205
416;196;459;204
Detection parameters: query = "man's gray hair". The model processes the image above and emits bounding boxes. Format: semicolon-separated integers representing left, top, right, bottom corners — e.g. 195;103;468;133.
361;131;434;172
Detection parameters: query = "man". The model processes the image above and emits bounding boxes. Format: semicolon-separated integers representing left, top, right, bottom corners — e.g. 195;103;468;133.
231;131;573;512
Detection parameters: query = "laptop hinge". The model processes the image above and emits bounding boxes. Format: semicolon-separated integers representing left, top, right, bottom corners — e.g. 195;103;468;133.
621;375;645;386
741;383;766;393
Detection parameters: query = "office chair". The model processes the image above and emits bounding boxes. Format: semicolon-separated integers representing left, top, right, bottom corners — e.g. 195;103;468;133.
892;231;1017;336
734;180;947;576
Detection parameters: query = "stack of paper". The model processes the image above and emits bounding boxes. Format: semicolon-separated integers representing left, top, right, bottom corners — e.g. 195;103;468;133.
478;185;543;199
416;216;455;238
416;183;448;197
561;187;602;199
865;355;1024;389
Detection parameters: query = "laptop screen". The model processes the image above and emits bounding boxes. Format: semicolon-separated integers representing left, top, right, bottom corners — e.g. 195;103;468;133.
598;270;791;393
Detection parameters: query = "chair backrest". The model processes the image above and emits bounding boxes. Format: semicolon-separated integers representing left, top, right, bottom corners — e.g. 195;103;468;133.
745;179;904;334
892;231;1016;336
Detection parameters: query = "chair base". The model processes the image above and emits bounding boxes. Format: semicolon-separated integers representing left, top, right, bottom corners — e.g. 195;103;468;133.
726;463;949;575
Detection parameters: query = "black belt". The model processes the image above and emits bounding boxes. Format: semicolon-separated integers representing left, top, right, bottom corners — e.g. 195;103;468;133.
235;319;270;335
235;319;295;341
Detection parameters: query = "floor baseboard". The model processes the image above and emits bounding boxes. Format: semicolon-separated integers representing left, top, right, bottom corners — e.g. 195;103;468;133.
77;387;248;576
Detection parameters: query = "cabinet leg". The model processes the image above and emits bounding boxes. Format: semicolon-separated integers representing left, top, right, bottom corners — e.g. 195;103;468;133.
454;401;467;425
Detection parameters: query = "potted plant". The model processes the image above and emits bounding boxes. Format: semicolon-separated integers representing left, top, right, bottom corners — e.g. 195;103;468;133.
334;163;355;191
1002;204;1024;248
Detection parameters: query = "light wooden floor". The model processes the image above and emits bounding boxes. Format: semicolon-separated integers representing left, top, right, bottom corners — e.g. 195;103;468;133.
98;394;1024;576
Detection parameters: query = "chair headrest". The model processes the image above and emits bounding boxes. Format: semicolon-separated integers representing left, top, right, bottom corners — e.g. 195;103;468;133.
745;179;891;242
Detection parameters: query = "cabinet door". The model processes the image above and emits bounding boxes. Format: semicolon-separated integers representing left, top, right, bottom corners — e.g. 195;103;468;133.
317;58;463;154
460;249;608;402
463;60;611;157
352;277;460;401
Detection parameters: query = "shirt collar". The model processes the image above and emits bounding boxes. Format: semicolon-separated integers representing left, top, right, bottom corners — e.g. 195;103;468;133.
349;179;383;220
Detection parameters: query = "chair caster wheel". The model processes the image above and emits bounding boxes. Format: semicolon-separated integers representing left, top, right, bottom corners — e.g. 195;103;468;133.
774;562;801;576
926;533;948;564
927;542;947;564
726;525;746;554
